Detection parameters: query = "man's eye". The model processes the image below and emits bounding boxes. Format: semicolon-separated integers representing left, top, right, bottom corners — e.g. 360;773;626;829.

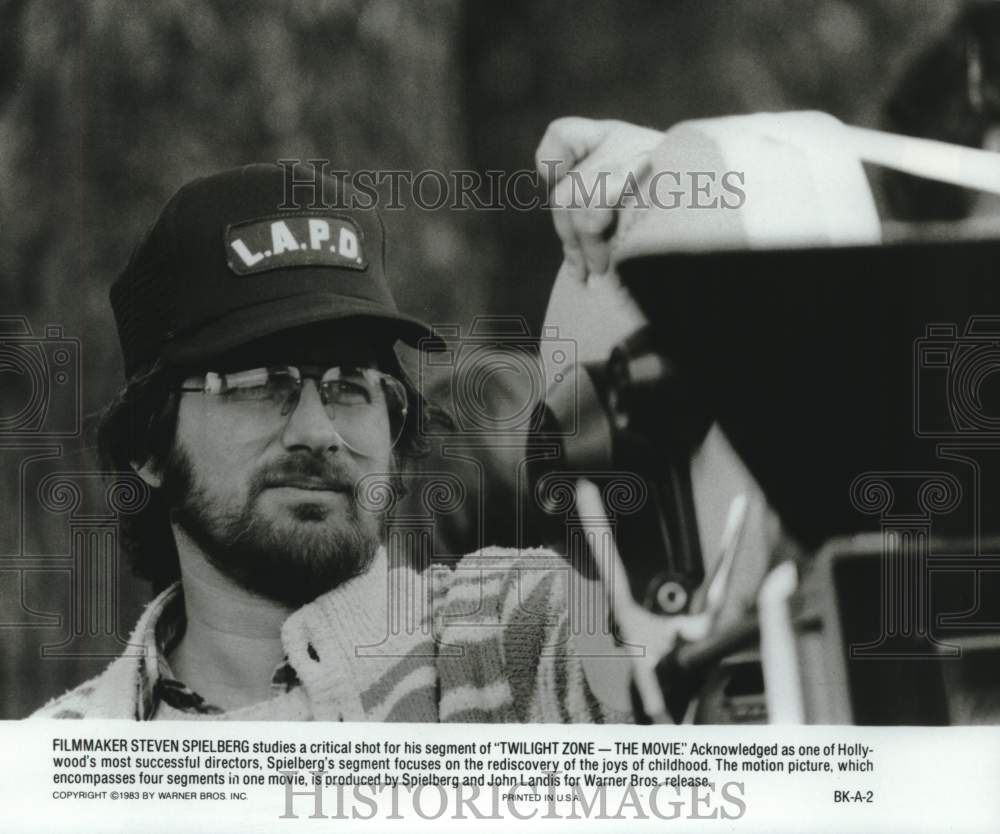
215;369;296;403
263;374;301;403
330;380;372;404
222;382;273;402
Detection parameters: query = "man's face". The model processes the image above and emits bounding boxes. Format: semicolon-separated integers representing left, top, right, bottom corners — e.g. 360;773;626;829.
162;325;399;607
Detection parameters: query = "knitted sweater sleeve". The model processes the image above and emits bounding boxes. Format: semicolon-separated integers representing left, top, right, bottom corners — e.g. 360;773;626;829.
436;547;633;724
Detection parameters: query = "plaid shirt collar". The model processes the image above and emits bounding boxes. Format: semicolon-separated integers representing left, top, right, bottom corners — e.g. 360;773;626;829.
135;582;301;720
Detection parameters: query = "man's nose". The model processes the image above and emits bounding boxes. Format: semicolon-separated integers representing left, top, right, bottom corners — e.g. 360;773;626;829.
280;379;343;452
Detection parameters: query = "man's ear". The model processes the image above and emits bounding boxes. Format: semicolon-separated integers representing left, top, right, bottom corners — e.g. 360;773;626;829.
132;458;163;489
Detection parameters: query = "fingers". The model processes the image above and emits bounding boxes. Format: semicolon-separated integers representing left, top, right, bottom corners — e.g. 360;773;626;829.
536;117;663;282
537;118;616;281
552;170;616;277
535;116;613;187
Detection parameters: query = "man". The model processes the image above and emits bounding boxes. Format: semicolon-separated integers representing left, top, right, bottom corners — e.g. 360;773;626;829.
32;124;658;721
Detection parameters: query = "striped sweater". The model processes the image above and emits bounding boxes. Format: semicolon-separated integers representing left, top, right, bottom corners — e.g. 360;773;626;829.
31;547;632;722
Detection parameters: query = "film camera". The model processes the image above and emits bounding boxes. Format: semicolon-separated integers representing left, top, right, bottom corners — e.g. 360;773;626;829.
529;112;1000;725
536;236;1000;726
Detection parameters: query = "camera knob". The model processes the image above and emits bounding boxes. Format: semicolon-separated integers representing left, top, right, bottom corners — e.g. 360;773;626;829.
654;580;689;615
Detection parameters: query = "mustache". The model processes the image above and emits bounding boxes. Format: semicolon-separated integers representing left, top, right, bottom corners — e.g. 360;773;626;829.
251;455;356;495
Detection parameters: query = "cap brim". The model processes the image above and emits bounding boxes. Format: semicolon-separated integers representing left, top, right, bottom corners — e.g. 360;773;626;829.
161;292;446;366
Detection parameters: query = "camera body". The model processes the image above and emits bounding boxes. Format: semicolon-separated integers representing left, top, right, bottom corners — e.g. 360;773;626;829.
419;316;576;436
0;316;81;436
915;317;1000;437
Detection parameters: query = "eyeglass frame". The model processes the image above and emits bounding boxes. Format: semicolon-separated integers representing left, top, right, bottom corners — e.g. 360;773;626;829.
175;363;409;446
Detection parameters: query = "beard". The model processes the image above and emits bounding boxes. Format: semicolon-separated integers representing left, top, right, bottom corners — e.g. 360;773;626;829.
162;446;386;607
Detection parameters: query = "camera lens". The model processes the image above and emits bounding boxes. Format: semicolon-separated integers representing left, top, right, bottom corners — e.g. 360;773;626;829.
454;344;543;432
0;343;49;433
948;343;1000;431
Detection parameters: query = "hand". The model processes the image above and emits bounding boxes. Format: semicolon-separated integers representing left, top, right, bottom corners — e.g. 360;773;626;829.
535;117;663;282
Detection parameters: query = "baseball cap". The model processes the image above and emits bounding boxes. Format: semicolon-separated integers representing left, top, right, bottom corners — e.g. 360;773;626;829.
111;163;444;377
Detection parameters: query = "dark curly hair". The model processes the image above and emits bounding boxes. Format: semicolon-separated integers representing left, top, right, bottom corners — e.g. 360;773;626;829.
97;346;450;592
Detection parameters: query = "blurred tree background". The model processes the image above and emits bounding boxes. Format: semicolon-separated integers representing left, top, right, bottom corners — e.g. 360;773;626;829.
0;0;963;716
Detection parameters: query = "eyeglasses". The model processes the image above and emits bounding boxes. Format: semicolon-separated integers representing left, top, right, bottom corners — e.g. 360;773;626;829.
178;365;408;454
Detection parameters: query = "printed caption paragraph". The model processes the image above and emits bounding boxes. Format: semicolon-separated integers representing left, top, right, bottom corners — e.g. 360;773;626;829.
47;731;877;820
6;723;996;832
49;735;872;800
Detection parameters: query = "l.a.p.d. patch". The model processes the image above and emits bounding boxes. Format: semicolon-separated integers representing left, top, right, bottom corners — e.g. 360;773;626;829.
225;215;367;275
